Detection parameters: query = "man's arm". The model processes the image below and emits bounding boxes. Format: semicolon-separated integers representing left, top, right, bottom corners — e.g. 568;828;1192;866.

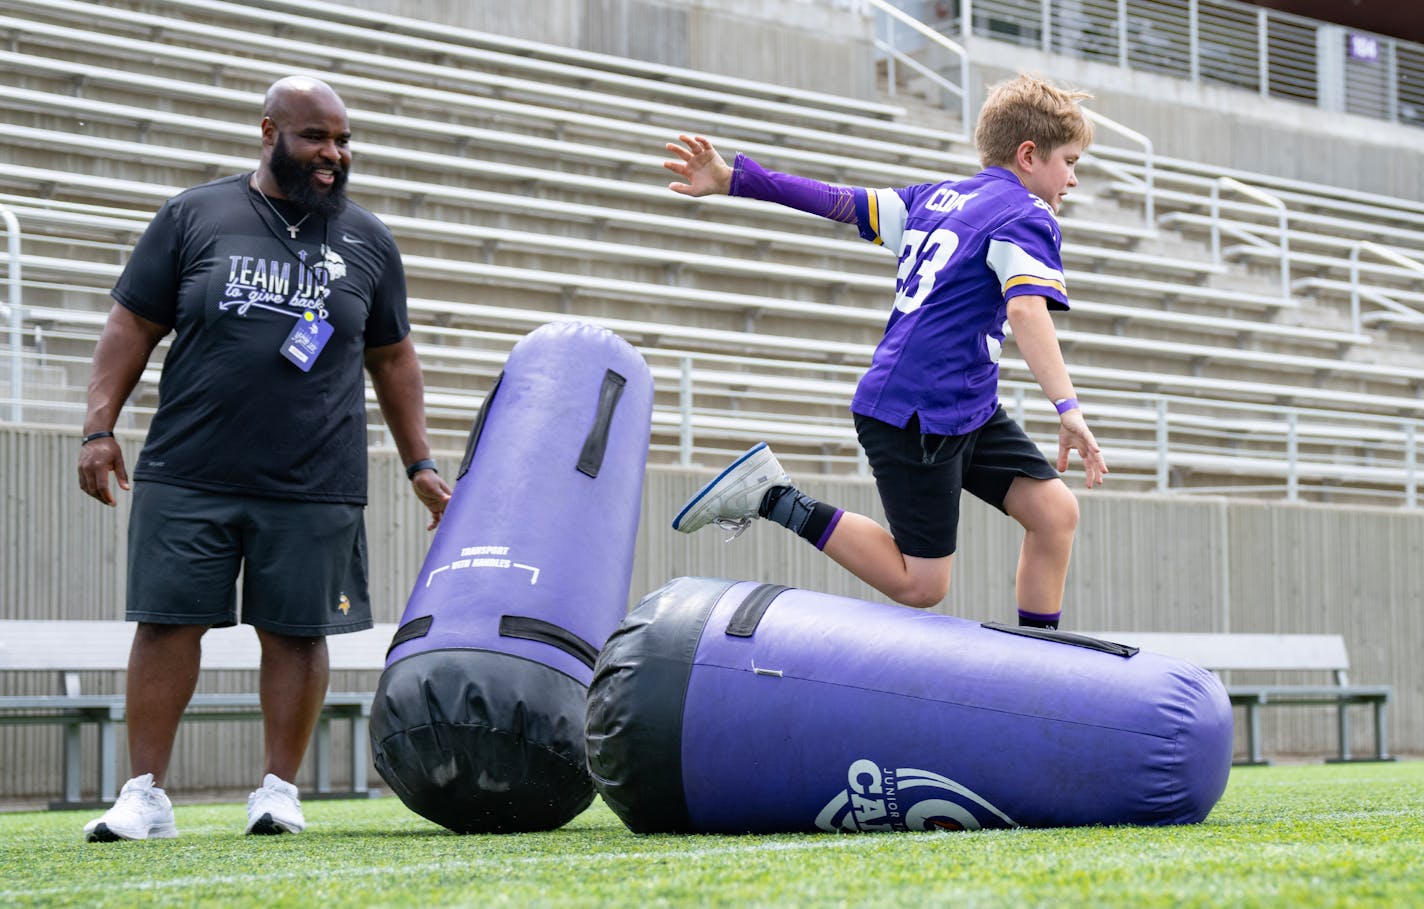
1006;295;1108;488
78;304;170;506
365;335;451;529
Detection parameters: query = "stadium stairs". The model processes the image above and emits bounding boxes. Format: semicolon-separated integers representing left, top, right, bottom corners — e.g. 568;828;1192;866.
0;0;1422;502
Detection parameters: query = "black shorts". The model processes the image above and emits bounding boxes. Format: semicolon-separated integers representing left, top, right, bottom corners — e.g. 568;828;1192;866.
854;406;1060;559
125;481;372;635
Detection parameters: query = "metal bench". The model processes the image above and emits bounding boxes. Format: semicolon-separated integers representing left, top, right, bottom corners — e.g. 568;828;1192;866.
1088;632;1393;765
0;621;396;809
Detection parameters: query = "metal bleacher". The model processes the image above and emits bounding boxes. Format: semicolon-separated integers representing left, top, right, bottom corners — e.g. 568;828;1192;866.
1;0;1422;503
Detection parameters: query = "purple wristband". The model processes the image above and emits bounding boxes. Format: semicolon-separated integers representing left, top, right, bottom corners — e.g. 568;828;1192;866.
814;508;845;551
729;153;857;224
1054;397;1080;415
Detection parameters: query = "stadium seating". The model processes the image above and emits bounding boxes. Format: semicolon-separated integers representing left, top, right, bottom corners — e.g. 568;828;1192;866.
0;0;1421;501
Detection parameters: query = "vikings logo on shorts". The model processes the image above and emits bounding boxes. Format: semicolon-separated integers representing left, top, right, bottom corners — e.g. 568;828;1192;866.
814;758;1018;833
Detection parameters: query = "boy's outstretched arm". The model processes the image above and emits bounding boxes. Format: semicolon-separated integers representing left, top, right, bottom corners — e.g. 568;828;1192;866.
1006;295;1109;488
664;134;732;197
663;134;859;226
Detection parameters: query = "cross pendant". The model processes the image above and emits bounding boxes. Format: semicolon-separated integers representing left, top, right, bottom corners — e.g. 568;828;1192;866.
287;226;300;239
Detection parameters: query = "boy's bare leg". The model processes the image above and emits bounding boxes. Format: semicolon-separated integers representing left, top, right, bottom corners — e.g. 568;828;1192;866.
820;511;954;609
1002;476;1079;620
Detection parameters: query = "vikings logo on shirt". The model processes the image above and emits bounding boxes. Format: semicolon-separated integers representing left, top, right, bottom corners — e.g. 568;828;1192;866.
814;758;1018;833
319;244;347;283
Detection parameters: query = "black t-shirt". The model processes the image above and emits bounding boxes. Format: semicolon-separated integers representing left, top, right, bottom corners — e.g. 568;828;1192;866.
112;173;409;504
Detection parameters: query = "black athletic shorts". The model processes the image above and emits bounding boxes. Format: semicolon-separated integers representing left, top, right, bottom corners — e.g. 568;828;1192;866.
854;406;1060;559
125;481;372;635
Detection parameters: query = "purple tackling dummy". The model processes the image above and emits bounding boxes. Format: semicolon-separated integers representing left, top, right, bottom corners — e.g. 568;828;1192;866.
587;578;1234;833
370;322;652;833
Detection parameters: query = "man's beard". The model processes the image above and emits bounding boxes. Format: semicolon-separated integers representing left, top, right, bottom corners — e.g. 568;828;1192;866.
270;133;349;218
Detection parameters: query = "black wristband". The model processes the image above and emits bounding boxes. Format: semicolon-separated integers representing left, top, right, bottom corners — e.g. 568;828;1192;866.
405;458;437;480
81;431;115;446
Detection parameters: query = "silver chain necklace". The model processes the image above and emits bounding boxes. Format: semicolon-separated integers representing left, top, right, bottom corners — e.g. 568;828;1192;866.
252;179;310;239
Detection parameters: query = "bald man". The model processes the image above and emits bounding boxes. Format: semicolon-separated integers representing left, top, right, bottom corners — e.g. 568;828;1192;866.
78;77;450;841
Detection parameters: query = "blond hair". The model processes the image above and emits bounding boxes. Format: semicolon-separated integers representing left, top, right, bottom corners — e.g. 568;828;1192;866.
974;73;1093;168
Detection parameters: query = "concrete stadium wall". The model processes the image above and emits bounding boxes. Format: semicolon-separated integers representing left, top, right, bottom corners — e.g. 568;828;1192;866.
337;0;1423;197
331;0;877;100
1;424;1420;804
969;40;1424;201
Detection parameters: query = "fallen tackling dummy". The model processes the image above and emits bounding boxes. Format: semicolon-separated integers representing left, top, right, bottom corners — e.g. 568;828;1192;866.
587;577;1233;833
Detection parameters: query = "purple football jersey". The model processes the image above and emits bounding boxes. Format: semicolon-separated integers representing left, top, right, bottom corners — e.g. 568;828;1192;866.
849;167;1069;435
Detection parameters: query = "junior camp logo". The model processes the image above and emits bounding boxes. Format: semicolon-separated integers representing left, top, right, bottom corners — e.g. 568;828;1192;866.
814;758;1018;832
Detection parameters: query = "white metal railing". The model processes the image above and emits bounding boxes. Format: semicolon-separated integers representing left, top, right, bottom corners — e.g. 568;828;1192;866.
1000;380;1424;505
1348;241;1424;333
6;301;1422;504
1082;108;1155;225
659;349;1424;503
2;206;21;424
866;0;972;138
946;0;1424;131
8;344;1424;505
1209;177;1289;306
863;1;1156;224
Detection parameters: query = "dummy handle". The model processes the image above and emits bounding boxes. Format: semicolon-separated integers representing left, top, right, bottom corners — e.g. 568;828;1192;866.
725;584;791;638
576;369;627;478
499;615;599;669
982;623;1140;657
386;615;434;657
458;371;503;481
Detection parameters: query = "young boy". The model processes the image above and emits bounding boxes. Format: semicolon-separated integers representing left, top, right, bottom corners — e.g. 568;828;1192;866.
664;74;1107;629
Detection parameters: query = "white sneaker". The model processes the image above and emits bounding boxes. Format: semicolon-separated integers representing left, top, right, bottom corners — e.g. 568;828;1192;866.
672;442;790;538
83;773;178;842
245;773;305;835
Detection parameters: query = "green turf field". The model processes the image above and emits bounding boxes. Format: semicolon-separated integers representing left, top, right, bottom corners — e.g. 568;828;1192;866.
1;761;1420;908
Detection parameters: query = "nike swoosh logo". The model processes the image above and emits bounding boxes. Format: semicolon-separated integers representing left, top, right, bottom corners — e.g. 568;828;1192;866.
341;234;364;245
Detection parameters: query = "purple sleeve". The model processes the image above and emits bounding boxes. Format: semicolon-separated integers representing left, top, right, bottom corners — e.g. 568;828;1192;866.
989;215;1070;312
728;153;859;224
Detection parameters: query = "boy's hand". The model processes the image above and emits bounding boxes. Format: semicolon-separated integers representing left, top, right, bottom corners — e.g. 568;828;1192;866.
1057;410;1108;488
664;134;732;197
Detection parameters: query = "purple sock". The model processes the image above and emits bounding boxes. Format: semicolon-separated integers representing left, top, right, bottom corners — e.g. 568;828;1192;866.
760;486;842;549
1018;610;1061;630
814;508;844;551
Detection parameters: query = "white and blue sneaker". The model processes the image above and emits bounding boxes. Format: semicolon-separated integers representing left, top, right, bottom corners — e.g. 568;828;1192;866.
672;442;790;539
83;773;178;842
245;773;305;835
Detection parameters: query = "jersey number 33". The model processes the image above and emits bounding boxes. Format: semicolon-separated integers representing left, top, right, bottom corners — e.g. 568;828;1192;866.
893;227;961;314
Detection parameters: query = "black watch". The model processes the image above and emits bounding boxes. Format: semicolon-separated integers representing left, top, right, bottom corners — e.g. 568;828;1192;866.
405;458;438;481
